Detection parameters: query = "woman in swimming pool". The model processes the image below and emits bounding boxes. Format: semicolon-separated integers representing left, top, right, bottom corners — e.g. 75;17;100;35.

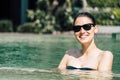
58;12;113;71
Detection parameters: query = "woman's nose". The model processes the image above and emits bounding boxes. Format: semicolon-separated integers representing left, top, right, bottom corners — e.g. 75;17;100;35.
80;27;86;33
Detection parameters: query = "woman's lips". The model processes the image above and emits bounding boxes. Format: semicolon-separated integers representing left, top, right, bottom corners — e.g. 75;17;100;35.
79;35;88;40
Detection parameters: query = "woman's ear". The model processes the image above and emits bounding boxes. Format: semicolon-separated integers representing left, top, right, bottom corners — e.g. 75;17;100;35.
94;25;98;33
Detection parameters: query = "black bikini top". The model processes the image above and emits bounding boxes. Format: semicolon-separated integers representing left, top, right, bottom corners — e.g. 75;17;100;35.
66;66;95;70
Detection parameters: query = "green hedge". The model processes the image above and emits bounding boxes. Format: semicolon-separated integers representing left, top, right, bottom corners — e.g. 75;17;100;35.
91;9;120;25
87;0;119;8
112;8;120;20
17;22;42;33
0;20;13;32
17;21;55;34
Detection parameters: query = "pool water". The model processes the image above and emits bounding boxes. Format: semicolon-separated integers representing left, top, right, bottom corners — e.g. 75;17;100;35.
0;34;120;80
0;67;63;80
0;67;119;80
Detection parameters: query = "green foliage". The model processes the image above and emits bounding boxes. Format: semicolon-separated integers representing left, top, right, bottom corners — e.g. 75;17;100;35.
91;8;120;25
17;22;42;33
112;8;120;20
27;9;55;34
25;0;119;34
0;20;13;32
111;8;120;25
91;10;120;25
87;0;120;8
27;0;74;33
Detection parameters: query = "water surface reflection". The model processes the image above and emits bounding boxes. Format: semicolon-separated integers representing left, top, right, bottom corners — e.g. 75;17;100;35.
0;67;120;80
58;69;120;80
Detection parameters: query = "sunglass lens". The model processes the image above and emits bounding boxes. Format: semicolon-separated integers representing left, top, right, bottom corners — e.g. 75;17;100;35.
73;26;81;32
73;24;94;32
83;24;91;30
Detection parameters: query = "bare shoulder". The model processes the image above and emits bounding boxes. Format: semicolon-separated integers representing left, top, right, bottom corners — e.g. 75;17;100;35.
102;51;113;58
98;51;113;71
65;49;82;58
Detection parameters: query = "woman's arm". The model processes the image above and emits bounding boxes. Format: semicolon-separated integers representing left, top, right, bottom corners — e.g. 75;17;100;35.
58;52;69;70
98;51;113;71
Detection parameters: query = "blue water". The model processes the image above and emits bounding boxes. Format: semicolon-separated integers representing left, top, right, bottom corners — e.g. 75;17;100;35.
0;67;119;80
0;34;120;80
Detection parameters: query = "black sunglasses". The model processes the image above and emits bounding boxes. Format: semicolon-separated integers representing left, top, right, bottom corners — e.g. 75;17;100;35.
73;23;95;32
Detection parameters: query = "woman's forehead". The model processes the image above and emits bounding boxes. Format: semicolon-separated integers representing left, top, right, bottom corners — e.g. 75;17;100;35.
74;16;93;25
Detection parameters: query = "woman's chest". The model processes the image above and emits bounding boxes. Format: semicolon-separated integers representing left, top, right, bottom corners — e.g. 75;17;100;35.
67;55;101;69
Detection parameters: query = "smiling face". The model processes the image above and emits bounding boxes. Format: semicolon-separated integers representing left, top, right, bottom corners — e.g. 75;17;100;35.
74;16;98;44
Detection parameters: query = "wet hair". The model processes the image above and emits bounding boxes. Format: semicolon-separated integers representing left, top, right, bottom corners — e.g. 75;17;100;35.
73;12;96;25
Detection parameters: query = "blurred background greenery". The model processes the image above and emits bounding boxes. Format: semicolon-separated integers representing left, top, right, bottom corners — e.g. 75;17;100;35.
0;0;120;34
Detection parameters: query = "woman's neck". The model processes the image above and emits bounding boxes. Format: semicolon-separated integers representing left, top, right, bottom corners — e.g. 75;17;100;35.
81;39;97;54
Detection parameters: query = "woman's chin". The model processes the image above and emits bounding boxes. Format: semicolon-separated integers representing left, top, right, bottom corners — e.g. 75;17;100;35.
79;37;90;43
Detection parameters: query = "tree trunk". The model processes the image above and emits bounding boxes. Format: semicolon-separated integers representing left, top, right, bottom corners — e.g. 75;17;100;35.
82;0;88;12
